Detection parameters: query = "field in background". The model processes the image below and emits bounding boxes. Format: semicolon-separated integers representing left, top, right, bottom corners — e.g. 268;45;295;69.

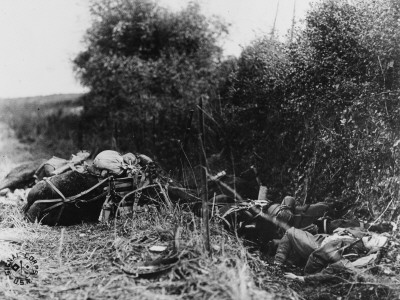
0;94;83;160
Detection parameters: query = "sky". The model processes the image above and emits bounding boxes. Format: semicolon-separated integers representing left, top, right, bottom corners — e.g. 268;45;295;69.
0;0;315;98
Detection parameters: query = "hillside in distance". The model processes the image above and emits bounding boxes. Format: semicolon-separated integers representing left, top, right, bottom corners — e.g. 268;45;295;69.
0;93;83;106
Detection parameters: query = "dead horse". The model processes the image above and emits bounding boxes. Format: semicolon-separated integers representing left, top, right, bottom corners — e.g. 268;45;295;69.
24;170;106;226
0;159;47;191
24;170;182;226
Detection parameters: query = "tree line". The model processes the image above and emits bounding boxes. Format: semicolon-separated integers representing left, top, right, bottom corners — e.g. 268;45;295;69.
73;0;400;219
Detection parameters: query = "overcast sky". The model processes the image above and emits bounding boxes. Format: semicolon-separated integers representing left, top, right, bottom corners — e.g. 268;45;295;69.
0;0;314;98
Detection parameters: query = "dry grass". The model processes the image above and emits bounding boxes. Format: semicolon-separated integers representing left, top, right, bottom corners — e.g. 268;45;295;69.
0;97;291;300
0;190;295;300
0;95;83;160
0;148;288;299
1;96;400;300
3;182;399;300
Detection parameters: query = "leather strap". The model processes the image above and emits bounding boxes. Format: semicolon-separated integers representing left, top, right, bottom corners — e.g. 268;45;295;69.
36;177;112;224
44;178;67;224
44;178;66;201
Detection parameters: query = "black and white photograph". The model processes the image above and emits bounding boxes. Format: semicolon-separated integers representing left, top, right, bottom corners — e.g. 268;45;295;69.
1;0;400;299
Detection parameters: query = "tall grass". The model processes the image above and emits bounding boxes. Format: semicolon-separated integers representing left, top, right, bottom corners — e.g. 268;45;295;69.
0;97;283;298
0;95;84;158
0;183;281;299
1;95;399;300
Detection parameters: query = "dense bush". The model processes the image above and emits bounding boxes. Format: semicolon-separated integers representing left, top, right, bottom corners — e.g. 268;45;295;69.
71;0;400;219
286;0;400;214
213;38;296;197
73;0;227;171
217;0;400;216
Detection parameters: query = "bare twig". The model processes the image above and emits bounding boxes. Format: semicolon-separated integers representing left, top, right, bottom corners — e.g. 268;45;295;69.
177;109;194;180
372;197;394;225
198;97;211;256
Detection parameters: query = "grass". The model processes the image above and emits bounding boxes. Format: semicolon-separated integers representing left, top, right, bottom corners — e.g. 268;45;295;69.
0;191;283;300
1;95;400;300
0;123;283;300
2;184;400;300
0;94;84;159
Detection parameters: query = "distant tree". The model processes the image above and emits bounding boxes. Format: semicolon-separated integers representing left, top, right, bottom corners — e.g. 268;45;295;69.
73;0;228;161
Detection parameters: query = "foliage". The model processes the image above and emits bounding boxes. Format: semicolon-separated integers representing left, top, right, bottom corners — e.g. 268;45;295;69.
283;0;400;212
0;95;83;159
212;38;295;197
73;0;400;217
212;0;400;215
73;0;227;168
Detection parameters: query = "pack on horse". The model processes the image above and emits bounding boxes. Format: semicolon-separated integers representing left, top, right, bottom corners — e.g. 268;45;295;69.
24;150;187;226
0;151;92;194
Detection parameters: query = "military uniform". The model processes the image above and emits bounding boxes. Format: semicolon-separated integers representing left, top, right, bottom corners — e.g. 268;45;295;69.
275;227;385;281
